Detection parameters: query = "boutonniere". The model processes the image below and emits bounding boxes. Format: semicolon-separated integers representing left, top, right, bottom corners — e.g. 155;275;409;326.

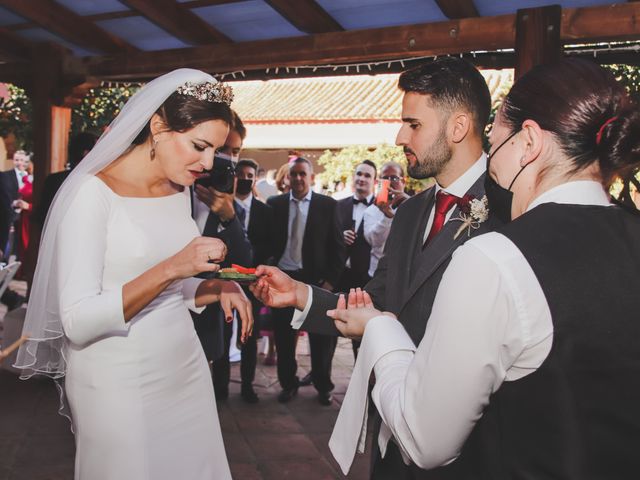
452;194;489;240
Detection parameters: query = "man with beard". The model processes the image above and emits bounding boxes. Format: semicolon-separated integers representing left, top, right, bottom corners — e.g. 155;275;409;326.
251;57;499;478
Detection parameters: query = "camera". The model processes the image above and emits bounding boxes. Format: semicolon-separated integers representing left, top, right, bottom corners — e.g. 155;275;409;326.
195;153;236;193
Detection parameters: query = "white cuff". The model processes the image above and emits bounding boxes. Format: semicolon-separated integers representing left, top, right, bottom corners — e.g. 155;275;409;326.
290;285;313;330
182;277;206;314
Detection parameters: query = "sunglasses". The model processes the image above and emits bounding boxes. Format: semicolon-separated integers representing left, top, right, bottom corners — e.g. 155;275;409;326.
381;175;401;182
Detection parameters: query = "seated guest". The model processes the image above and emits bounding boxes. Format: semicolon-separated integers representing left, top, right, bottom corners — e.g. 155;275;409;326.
328;59;640;478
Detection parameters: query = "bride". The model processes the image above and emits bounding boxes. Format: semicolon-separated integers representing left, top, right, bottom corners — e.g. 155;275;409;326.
15;69;253;479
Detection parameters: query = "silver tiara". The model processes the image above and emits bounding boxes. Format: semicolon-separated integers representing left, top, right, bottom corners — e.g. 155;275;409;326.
176;81;234;106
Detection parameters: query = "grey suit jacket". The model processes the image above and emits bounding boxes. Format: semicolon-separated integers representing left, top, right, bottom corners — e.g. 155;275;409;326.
301;173;500;345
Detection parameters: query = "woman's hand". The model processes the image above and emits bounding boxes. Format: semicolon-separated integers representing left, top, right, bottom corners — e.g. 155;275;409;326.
165;237;227;280
219;281;254;343
327;288;388;339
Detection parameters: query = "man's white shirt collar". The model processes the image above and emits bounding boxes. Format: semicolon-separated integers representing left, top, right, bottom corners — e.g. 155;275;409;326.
434;153;486;198
236;193;253;210
289;190;313;203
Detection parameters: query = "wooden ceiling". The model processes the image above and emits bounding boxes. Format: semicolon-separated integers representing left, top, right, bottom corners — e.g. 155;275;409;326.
0;0;638;87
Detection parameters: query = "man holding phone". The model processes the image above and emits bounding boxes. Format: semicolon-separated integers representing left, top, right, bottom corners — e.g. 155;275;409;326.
190;110;253;399
363;161;408;280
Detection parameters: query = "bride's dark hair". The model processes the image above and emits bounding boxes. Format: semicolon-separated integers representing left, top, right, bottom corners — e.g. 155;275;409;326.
131;90;233;146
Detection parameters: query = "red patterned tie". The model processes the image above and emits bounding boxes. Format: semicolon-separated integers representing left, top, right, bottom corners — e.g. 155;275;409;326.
425;190;459;246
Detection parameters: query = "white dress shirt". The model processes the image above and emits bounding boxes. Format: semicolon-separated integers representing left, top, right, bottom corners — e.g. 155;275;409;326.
277;190;313;271
362;205;393;277
351;193;374;231
422;154;486;243
235;194;252;231
329;181;611;474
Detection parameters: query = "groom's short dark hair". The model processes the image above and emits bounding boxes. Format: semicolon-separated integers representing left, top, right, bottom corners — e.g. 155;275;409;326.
398;57;491;136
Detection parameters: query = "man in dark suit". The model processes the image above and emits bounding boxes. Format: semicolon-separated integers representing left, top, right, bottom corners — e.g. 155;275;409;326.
211;158;274;403
252;58;500;478
336;159;377;359
267;156;345;405
34;132;97;227
191;110;253;398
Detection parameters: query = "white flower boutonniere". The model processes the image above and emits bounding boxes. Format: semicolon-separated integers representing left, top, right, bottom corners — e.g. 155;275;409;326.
452;194;489;240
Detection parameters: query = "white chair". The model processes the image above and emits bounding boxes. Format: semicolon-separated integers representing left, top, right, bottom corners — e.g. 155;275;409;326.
0;261;21;299
1;306;26;374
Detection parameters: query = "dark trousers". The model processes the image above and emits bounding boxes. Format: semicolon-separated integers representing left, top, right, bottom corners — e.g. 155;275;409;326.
212;312;258;393
273;270;337;393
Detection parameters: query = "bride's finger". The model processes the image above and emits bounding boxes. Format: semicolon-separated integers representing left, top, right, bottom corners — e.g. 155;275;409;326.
327;308;348;323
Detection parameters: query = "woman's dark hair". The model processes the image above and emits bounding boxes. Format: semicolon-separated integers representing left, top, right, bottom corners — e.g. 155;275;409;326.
398;57;492;136
500;58;640;184
131;90;233;146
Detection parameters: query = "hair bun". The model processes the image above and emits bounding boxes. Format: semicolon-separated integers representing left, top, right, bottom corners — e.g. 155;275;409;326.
598;108;640;181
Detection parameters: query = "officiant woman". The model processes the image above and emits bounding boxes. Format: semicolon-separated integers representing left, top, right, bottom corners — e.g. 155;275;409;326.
329;58;640;479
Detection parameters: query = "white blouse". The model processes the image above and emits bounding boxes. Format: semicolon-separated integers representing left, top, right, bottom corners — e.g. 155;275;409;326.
329;180;611;474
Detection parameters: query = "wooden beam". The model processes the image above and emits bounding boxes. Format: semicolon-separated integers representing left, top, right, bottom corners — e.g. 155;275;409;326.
265;0;343;34
434;0;479;19
561;2;640;44
5;1;244;30
0;0;138;54
0;27;33;61
515;5;562;79
84;13;516;79
121;0;231;45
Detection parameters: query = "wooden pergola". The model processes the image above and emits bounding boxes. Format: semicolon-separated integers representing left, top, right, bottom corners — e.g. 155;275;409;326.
0;0;638;279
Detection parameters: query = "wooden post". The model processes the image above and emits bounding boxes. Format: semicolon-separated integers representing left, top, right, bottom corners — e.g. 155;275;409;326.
515;5;562;80
50;106;71;173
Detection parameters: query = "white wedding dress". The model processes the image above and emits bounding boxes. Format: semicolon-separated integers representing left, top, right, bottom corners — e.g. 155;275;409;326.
59;176;231;480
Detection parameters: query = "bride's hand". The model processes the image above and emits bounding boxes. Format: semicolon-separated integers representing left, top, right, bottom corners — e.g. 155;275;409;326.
326;288;386;339
219;281;254;343
166;237;227;280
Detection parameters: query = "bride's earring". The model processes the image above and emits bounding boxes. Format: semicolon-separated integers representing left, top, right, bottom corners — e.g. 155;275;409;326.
150;137;158;160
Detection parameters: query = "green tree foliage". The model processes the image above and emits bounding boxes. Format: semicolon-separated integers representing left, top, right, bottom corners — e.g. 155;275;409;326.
0;84;32;150
316;144;432;193
71;85;139;137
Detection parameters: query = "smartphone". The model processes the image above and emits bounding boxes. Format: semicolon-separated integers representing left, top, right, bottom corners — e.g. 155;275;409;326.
376;178;390;205
195;153;236;193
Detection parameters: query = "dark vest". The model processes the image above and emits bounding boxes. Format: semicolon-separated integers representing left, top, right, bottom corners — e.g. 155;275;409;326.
448;203;640;480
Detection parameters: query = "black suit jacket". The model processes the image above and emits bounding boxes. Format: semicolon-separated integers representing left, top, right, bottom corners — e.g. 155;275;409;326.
0;169;19;252
35;170;71;226
246;197;274;267
268;192;346;287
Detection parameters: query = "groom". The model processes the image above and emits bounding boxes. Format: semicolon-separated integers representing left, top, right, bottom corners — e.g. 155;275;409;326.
252;57;500;479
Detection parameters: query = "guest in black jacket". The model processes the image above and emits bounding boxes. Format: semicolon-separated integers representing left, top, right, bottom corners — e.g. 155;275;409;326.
35;132;97;227
211;158;274;403
267;157;345;405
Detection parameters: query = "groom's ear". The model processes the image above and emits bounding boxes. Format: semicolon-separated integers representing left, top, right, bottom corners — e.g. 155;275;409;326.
149;113;169;137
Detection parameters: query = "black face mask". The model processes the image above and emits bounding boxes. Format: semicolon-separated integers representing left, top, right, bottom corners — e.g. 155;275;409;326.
236;178;254;196
484;130;528;224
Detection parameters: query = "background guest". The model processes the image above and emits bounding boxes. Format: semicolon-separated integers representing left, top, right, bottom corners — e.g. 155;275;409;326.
211;158;274;403
267;157;345;405
191;110;253;399
35;132;98;226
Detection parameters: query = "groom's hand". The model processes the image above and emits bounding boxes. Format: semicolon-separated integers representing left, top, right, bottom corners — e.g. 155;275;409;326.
250;266;309;310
